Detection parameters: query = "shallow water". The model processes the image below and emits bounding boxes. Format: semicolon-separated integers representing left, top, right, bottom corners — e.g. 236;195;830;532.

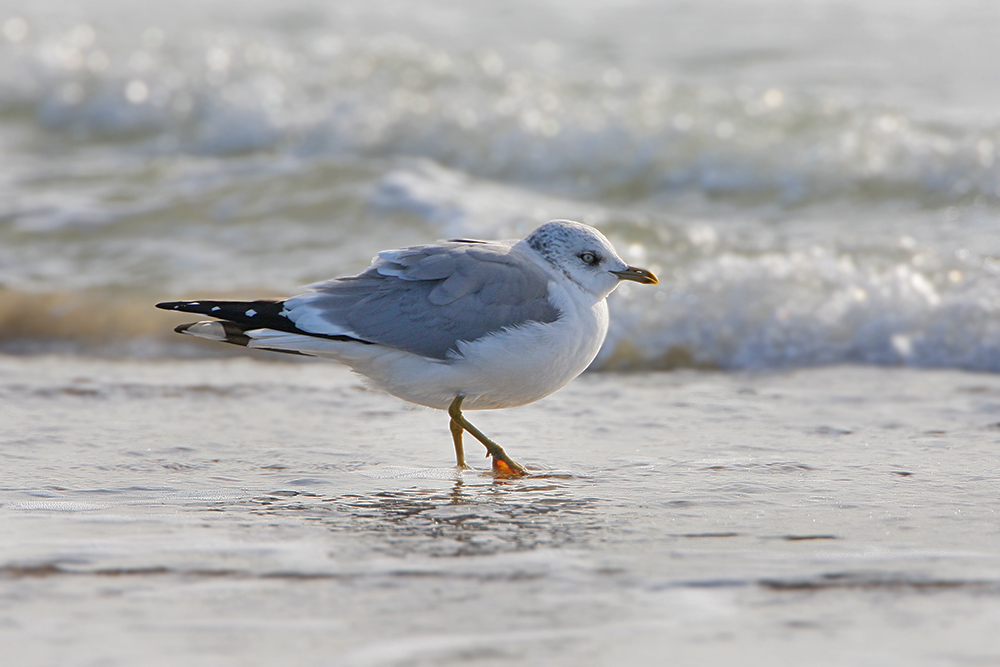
3;356;1000;664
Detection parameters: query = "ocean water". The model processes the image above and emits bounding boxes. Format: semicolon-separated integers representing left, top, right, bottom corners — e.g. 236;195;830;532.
3;1;1000;665
1;0;999;370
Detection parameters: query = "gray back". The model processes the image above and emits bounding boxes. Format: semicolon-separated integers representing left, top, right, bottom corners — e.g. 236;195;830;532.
287;241;560;360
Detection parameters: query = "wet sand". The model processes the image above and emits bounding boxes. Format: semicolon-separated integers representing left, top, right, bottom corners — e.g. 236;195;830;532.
3;354;1000;665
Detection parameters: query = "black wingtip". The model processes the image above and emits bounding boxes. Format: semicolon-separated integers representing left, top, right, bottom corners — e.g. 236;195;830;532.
156;301;180;311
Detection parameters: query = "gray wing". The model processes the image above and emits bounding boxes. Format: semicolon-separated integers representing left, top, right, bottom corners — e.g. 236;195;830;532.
282;241;560;360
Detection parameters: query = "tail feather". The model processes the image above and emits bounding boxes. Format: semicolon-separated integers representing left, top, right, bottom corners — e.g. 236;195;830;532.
174;320;253;346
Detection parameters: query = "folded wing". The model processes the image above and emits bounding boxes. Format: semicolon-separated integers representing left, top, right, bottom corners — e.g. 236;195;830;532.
286;241;560;359
159;240;561;360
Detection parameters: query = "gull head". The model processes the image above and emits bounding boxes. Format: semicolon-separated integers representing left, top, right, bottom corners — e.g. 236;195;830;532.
525;220;658;299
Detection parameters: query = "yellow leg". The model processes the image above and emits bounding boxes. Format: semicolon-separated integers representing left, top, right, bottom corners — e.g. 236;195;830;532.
447;395;527;475
450;417;468;469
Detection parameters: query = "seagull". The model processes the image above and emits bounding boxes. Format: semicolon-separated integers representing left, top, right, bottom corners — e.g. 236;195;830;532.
156;219;657;474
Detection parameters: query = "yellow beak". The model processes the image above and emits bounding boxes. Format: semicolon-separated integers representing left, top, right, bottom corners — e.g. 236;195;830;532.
611;265;658;285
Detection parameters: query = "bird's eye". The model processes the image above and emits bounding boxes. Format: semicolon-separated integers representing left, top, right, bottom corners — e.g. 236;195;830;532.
579;252;599;265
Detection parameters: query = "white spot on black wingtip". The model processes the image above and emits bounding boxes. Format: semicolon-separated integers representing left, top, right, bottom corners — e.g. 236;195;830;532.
189;302;200;306
246;309;257;317
211;306;221;312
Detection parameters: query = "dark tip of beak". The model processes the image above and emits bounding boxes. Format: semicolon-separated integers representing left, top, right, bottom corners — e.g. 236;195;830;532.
611;266;658;285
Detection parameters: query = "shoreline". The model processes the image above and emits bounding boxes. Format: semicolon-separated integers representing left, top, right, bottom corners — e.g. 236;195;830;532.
3;354;1000;664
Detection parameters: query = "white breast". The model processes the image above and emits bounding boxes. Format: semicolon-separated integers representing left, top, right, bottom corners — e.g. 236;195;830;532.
342;275;610;411
452;280;609;409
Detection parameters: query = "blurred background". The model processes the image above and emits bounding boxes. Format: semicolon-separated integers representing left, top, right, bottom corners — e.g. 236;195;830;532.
1;0;998;371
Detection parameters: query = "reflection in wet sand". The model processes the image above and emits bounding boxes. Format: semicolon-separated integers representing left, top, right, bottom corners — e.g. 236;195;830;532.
242;478;599;557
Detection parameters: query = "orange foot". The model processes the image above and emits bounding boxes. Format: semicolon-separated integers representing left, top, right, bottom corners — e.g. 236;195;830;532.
492;457;528;476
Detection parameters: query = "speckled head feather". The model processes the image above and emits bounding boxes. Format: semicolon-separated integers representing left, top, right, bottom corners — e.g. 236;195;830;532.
526;220;611;261
523;219;631;297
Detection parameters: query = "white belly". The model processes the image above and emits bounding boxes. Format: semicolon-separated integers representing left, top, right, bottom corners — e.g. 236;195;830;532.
340;286;610;411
